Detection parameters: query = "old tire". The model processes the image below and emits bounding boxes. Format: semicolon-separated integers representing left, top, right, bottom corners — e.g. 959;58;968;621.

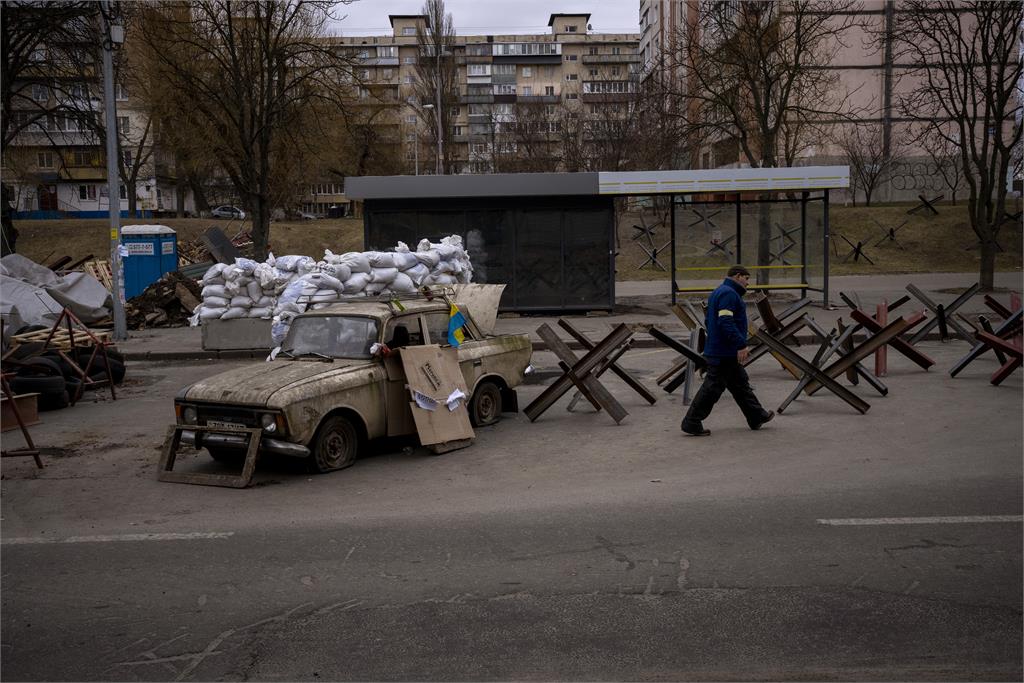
469;381;502;427
309;415;359;473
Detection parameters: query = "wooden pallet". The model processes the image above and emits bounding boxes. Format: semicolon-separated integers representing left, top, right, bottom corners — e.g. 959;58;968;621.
9;327;113;351
84;260;113;290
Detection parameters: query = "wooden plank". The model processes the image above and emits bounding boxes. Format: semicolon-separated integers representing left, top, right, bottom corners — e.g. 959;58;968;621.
1;393;41;432
399;345;474;446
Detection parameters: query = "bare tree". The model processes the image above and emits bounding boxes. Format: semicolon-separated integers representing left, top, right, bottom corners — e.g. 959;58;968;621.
139;0;355;259
893;1;1022;291
412;0;458;175
671;0;863;282
919;124;965;206
836;124;902;206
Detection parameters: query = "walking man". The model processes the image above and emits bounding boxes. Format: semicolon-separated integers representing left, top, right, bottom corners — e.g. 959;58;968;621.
681;265;774;436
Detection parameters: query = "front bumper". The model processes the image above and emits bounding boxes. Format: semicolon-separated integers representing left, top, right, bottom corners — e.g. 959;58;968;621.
180;429;310;458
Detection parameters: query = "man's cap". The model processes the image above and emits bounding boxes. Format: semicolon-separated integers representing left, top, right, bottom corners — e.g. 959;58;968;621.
727;265;751;278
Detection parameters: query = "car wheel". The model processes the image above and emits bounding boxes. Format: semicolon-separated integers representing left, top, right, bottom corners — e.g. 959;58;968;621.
469;381;502;427
309;415;358;473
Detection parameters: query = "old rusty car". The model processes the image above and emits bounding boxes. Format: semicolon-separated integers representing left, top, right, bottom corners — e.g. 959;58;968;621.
173;288;531;473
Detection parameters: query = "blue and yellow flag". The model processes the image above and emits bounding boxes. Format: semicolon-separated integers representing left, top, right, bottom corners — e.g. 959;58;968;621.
447;302;466;347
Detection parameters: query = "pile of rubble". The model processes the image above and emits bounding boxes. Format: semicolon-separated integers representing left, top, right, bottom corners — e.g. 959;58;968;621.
125;271;202;329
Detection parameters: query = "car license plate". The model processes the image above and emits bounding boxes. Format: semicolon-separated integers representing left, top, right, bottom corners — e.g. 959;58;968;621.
206;420;246;430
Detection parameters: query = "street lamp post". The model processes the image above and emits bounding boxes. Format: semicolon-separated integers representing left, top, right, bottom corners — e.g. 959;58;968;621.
434;47;444;175
419;104;433;176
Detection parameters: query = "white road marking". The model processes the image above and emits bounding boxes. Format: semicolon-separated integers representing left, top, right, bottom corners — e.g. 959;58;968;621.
2;531;234;545
817;515;1022;526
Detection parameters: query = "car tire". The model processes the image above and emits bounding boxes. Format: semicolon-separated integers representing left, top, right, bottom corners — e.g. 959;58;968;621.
14;356;63;377
469;380;502;427
308;415;359;473
37;389;70;411
10;374;66;396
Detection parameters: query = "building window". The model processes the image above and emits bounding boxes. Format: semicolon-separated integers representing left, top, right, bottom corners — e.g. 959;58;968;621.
32;84;48;102
564;54;578;61
545;86;555;96
121;149;132;166
588;47;598;55
522;86;532;96
378;45;397;58
493;84;516;95
564;25;578;32
37;151;54;168
468;64;489;76
119;184;128;200
492;63;514;75
402;27;416;36
406;115;417;124
116;116;130;134
450;106;460;117
382;68;393;79
79;185;97;201
356;50;370;59
565;74;578;81
115;83;128;100
589;69;598;77
402;56;416;64
404;74;414;84
452;125;465;136
72;150;96;166
612;67;620;76
359;69;370;80
566;93;578;100
521;66;532;77
612;46;621;55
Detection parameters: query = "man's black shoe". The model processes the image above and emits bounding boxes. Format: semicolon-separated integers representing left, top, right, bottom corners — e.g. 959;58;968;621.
751;411;775;430
681;420;711;437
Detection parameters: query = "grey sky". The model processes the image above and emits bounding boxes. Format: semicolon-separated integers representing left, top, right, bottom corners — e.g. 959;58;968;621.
328;0;640;36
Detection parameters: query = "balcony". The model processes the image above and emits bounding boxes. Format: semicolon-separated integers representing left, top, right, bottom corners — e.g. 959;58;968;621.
516;95;560;104
581;54;641;64
581;92;636;104
492;54;562;65
361;57;400;66
456;55;493;65
461;94;494;104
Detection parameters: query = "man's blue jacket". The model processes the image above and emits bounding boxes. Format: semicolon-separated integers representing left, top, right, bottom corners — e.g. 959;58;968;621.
703;277;748;362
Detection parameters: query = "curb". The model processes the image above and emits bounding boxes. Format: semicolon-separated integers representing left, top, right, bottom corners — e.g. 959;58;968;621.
122;331;958;361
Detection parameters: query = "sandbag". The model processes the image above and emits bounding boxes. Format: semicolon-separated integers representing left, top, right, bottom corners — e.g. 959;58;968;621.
199;306;227;320
249;306;273;318
342;272;372;293
319;263;351;282
201;284;227;298
306;272;344;292
339;252;370;274
393;251;419;270
388;272;416;293
370;267;398;285
413;250;441;268
220;306;249;320
230;296;253;308
204;295;230;308
310;289;340;303
367;251;396;268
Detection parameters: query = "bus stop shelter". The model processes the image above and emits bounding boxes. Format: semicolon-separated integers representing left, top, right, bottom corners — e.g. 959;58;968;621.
346;166;849;312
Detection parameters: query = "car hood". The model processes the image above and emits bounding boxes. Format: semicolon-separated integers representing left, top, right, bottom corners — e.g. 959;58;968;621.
184;358;371;406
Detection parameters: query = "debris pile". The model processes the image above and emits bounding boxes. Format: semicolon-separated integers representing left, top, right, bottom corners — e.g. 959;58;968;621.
125;271;203;329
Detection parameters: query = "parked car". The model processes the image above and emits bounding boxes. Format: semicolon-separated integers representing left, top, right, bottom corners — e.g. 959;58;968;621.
173;292;531;473
294;211;316;221
211;205;246;220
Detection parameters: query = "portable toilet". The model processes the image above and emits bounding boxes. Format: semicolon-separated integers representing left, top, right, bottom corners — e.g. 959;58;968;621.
121;225;178;299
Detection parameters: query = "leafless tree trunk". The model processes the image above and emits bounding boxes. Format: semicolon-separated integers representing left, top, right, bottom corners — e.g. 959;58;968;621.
413;0;458;175
836;124;902;206
893;1;1022;291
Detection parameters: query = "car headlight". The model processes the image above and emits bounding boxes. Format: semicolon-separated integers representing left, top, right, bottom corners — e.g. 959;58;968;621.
260;413;277;433
182;406;197;425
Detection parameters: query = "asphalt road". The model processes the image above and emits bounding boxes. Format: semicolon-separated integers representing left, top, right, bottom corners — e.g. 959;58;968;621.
2;343;1021;681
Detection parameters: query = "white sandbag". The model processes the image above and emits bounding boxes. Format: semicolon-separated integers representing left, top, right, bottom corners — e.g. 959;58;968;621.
275;301;305;315
274;255;315;273
199;306;227;320
279;277;319;306
202;263;227;282
253;263;276;289
201;284;227;298
404;263;430;285
339;252;370;273
233;257;259;274
322;249;344;264
395;241;411;253
393;251;419;270
245;280;262;300
364;282;387;296
249;306;273;318
388;272;416;293
370;267;398;284
256;295;274;307
221;306;248;320
367;251;396;268
435;260;455;274
306;272;344;292
203;295;230;308
230;296;253;308
424;273;457;286
413;249;441;268
319;263;351;282
342;272;372;294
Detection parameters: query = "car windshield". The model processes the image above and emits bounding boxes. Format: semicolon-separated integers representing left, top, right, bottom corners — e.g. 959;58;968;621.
281;316;379;359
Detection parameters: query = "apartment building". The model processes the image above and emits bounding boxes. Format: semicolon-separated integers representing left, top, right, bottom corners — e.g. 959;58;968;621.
330;13;640;176
636;0;1019;203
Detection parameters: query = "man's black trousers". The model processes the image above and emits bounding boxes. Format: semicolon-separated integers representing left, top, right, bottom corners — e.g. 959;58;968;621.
683;358;769;429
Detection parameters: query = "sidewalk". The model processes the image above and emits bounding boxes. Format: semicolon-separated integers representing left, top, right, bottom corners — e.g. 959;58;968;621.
118;271;1022;361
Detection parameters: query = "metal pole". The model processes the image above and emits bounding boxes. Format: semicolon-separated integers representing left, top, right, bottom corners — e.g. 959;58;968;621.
823;189;830;307
670;194;677;305
800;190;808;300
101;0;126;340
434;46;443;174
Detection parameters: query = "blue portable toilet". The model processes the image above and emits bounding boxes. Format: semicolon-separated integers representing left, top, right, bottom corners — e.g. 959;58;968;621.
121;225;178;299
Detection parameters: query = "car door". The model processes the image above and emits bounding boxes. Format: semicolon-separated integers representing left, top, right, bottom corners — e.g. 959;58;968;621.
382;313;426;437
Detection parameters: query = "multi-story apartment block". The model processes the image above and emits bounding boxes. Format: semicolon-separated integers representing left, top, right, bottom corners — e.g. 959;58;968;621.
330;13;640;176
636;0;1019;203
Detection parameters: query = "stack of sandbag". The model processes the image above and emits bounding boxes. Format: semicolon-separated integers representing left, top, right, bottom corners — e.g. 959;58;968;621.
192;235;473;344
